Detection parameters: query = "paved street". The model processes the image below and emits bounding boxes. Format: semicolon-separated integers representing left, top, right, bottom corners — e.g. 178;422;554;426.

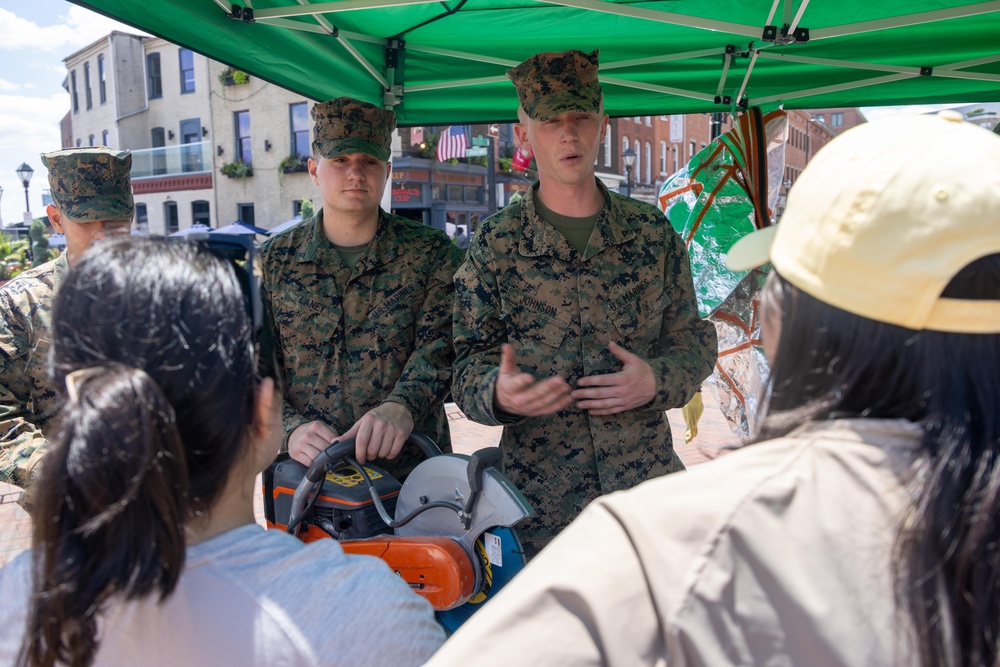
1;387;740;567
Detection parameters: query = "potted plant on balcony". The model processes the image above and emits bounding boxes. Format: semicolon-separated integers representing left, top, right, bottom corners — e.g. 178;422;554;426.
219;68;250;86
279;154;310;174
221;160;253;181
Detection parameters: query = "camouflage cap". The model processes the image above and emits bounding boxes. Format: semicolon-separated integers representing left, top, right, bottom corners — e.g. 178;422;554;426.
312;97;396;162
508;49;603;121
41;146;134;223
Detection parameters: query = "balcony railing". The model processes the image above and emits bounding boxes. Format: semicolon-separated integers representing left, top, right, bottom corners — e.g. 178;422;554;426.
131;141;212;179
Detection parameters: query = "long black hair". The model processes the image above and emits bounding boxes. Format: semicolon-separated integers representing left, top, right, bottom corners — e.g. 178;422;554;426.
756;254;1000;667
19;237;265;667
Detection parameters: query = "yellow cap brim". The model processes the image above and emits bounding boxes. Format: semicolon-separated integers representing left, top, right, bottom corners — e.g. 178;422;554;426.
725;224;778;272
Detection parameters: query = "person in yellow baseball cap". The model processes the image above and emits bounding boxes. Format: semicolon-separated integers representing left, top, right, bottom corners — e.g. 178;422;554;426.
425;110;1000;666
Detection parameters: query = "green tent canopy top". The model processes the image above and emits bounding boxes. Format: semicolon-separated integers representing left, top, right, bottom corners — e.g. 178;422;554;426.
71;0;1000;125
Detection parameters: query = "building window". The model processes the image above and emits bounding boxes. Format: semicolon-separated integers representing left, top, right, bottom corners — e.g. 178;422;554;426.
660;141;667;173
645;117;652;127
660;115;668;121
293;200;303;216
179;49;195;94
102;130;109;146
75;138;82;147
831;112;843;127
689;140;696;159
151;127;166;175
164;201;179;234
71;70;79;113
147;53;162;99
192;200;210;227
98;54;106;104
235;110;252;164
644;142;651;184
465;186;481;203
634;116;641;124
237;203;255;226
290;102;309;157
84;62;93;110
135;203;148;229
603;130;612;168
88;134;95;147
633;140;641;184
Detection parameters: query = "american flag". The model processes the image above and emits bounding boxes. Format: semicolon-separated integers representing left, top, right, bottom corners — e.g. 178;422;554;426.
436;125;468;161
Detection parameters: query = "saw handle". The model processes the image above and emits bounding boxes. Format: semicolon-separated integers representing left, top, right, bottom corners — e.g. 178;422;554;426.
288;433;448;537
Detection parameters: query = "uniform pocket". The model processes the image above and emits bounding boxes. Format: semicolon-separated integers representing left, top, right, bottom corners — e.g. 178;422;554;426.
374;305;417;344
502;289;571;349
274;294;341;345
606;284;671;341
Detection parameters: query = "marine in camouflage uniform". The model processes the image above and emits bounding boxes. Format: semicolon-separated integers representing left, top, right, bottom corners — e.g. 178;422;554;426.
260;98;463;479
0;147;133;487
453;50;717;557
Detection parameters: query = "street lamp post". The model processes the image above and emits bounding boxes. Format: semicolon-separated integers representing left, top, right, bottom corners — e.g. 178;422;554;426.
622;148;636;198
16;163;33;216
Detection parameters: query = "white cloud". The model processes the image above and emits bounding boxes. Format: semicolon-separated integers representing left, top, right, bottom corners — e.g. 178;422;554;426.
0;92;67;226
0;5;145;54
0;79;19;93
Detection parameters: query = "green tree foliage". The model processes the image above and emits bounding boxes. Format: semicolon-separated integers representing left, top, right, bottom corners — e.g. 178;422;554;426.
299;200;315;220
29;220;53;268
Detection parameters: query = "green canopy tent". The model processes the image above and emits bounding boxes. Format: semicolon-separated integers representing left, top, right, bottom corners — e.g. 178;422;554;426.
70;0;1000;124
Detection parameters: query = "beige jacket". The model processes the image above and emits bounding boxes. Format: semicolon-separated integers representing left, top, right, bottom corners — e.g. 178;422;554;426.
426;420;921;666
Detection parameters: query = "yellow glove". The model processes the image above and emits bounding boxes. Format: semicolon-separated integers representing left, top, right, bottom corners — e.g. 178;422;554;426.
681;392;704;444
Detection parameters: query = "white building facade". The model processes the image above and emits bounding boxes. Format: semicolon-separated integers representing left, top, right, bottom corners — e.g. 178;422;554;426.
63;32;317;235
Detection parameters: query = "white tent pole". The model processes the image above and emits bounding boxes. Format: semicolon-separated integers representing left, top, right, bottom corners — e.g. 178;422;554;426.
734;49;760;104
338;36;389;89
716;53;733;97
933;70;1000;82
536;0;761;37
248;17;384;43
253;0;438;19
788;0;811;34
937;54;1000;71
810;2;1000;40
599;75;716;101
602;48;728;70
405;75;509;93
753;72;916;104
405;45;520;67
757;51;923;74
764;0;780;28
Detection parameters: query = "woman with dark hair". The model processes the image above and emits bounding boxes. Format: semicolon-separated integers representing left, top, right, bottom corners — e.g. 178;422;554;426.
424;111;1000;667
0;237;444;667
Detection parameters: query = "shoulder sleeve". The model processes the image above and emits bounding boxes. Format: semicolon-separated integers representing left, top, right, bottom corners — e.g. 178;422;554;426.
451;221;515;426
383;234;464;424
645;222;718;410
0;289;48;487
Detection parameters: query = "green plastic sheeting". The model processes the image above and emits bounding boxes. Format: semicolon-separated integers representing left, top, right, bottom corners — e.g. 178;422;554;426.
70;0;1000;125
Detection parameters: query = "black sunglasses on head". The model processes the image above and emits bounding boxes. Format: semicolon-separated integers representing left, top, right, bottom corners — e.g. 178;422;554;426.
166;233;276;380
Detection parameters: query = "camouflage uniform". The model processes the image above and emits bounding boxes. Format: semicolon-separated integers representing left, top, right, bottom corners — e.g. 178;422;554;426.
453;188;717;559
260;97;463;479
0;146;133;487
0;256;66;485
260;211;463;477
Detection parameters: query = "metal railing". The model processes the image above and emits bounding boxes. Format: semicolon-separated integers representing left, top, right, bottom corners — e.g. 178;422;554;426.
131;141;213;179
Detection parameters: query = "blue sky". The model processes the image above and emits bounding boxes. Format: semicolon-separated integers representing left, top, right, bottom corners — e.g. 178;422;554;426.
0;0;142;227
